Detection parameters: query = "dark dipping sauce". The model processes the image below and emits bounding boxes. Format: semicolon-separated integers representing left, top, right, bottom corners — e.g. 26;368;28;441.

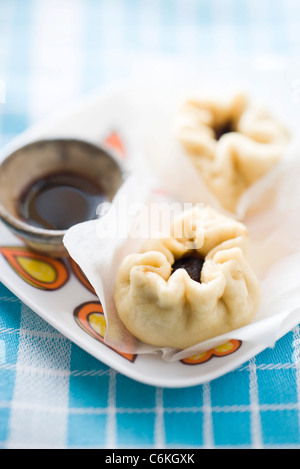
172;256;204;283
18;171;109;231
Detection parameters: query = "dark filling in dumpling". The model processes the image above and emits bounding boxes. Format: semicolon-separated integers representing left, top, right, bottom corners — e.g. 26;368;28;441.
172;255;204;283
214;119;235;140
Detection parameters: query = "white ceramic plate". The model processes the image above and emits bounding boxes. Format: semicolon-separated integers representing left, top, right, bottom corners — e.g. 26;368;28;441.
0;219;264;388
0;59;298;388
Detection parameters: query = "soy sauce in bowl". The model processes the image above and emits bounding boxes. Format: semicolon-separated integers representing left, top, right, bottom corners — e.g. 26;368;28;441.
18;171;109;231
0;138;124;256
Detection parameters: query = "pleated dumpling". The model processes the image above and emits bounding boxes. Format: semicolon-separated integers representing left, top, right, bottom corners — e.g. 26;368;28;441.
114;206;261;349
174;92;290;212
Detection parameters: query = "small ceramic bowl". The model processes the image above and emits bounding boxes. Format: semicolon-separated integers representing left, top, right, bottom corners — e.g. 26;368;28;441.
0;138;125;257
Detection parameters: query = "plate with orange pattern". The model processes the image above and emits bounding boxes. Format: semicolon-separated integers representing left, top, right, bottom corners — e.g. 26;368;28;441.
0;81;269;388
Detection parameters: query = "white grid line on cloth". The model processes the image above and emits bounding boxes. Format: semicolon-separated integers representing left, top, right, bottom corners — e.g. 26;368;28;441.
0;0;35;119
0;325;72;339
0;362;110;378
161;442;300;450
0;296;21;303
285;0;300;54
19;327;71;341
175;0;204;56
2;352;299;376
293;325;300;364
292;325;300;441
0;0;14;146
28;0;84;124
0;0;15;74
106;368;117;449
0;326;19;335
0;339;5;365
210;0;236;56
245;362;297;371
154;387;165;449
138;0;162;51
246;0;274;53
89;0;128;86
203;382;214;448
268;0;289;46
249;357;263;449
5;304;72;449
2;401;300;415
164;403;300;413
0;330;300;376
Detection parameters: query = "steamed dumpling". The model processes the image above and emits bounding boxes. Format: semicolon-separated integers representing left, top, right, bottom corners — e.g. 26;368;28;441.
114;206;261;349
175;92;290;212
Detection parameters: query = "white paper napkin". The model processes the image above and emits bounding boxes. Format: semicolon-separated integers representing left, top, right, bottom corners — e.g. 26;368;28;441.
64;62;300;361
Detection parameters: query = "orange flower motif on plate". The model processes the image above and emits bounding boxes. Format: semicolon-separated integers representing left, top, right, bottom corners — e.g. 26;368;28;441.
181;340;242;365
69;258;96;295
73;301;136;362
104;131;126;159
0;246;69;290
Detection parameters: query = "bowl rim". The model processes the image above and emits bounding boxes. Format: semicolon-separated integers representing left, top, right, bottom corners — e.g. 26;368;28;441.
0;137;126;240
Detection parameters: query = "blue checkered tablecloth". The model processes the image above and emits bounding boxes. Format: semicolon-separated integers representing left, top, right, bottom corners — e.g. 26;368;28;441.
1;0;300;449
